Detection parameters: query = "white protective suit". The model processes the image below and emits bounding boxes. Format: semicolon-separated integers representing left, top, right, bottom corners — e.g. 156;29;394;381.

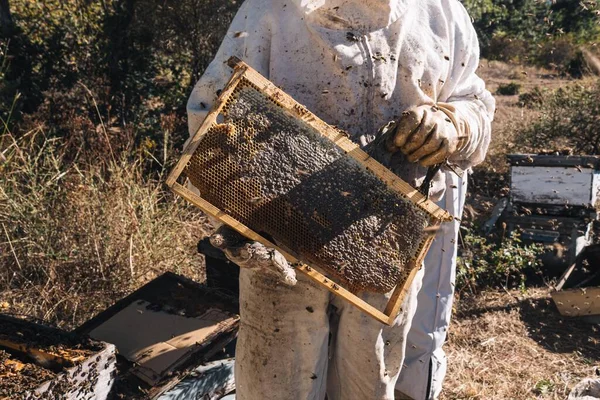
396;171;467;399
187;0;494;398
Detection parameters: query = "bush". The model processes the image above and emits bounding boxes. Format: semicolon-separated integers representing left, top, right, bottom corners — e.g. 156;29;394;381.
461;0;600;68
518;86;545;108
496;82;521;96
1;0;239;155
456;230;544;295
519;83;600;154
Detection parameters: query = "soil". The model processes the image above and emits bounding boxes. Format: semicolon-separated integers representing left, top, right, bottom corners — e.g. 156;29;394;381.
442;288;600;400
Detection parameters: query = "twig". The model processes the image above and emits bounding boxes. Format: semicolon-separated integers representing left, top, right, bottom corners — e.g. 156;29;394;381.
2;222;22;271
129;235;134;279
93;238;105;279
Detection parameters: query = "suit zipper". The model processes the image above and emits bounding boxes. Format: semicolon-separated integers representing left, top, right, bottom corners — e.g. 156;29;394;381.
361;35;375;137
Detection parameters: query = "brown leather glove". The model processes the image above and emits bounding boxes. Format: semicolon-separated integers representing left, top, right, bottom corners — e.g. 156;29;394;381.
386;104;469;166
209;226;297;286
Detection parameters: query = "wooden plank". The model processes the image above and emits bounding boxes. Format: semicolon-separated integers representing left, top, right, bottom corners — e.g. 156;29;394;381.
0;338;86;368
551;286;600;317
383;231;437;323
33;343;117;400
554;263;577;291
171;182;391;325
510;166;595;206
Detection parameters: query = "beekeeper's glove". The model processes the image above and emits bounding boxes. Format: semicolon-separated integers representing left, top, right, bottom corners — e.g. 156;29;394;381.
209;226;297;286
386;104;469;166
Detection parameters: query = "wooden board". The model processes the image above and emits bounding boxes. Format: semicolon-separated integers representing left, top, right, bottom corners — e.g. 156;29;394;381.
166;57;450;326
76;272;239;399
33;343;117;400
88;300;238;386
0;315;116;400
510;166;598;207
552;286;600;317
507;154;600;169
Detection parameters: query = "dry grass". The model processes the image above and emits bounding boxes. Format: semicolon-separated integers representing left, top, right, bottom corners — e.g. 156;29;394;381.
0;127;211;329
442;288;600;399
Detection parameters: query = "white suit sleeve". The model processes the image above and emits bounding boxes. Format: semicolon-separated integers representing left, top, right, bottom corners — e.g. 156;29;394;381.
440;0;495;170
186;0;272;137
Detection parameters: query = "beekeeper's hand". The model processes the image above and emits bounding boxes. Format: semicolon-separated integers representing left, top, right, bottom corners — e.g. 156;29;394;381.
386;104;469;166
209;226;297;286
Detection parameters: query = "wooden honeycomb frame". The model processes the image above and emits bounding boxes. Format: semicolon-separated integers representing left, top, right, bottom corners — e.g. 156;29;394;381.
167;57;452;325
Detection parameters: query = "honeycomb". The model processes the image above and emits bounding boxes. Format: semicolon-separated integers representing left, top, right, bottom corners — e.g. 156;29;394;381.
184;80;430;293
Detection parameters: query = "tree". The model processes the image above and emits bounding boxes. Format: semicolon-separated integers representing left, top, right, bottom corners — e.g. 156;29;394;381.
0;0;14;37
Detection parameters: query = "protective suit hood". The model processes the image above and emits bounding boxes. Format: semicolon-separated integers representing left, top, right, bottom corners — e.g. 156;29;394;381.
292;0;410;31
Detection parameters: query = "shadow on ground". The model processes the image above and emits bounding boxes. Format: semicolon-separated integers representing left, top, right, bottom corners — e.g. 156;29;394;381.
456;290;600;362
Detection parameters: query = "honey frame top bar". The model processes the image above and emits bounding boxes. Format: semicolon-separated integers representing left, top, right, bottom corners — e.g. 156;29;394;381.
168;57;452;223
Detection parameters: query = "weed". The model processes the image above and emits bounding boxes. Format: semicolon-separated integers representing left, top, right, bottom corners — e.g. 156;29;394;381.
520;82;600;154
456;230;544;295
533;379;555;395
0;128;210;329
496;82;521;96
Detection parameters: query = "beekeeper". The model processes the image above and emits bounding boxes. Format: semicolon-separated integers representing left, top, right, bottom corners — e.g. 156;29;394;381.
187;0;494;399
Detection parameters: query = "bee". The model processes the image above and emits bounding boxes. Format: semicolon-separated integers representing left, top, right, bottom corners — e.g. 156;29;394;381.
346;32;359;42
423;226;440;235
248;197;263;205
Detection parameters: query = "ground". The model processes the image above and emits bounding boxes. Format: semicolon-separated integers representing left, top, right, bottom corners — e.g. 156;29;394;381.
442;288;600;399
440;62;600;399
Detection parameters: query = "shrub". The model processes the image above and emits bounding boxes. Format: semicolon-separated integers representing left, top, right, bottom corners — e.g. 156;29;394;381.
518;86;545;108
496;82;521;96
519;83;600;154
456;230;544;295
461;0;600;68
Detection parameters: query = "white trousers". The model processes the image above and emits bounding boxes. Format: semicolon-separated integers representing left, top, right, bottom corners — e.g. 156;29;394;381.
396;172;467;399
235;266;424;400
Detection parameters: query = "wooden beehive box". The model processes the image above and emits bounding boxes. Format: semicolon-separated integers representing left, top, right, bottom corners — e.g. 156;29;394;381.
505;154;599;268
0;315;116;400
77;272;239;399
508;154;600;208
167;57;452;325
